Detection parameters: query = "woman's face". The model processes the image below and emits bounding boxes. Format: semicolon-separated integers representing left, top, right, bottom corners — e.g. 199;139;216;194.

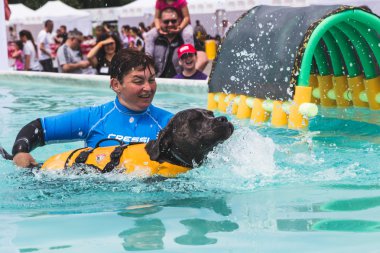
20;35;27;43
115;65;157;111
104;38;116;55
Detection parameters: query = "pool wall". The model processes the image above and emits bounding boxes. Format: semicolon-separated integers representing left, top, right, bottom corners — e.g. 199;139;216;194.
0;71;207;94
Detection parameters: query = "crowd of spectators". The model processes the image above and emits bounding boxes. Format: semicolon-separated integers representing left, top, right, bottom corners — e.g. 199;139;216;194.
7;0;228;80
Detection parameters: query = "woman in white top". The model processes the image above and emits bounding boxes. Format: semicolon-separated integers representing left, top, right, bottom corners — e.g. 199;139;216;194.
19;30;42;71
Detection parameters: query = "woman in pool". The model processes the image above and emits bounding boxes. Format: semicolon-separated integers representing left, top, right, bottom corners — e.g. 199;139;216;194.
12;49;173;167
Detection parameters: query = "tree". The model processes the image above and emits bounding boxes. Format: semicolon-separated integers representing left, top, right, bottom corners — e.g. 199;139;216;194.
8;0;134;10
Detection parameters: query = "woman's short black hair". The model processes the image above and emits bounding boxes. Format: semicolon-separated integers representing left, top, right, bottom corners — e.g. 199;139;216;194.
110;48;155;82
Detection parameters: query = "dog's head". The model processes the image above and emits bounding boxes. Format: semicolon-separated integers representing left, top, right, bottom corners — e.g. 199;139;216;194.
146;108;234;167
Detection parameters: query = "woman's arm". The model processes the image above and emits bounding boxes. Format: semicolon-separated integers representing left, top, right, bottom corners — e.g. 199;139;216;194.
24;54;31;70
87;38;114;67
12;119;44;167
178;6;190;31
12;107;92;167
86;43;101;67
154;8;161;31
11;50;22;59
61;61;90;73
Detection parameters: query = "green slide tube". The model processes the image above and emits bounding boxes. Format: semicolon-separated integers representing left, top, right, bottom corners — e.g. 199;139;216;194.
298;10;380;86
328;28;361;77
313;42;331;76
336;22;377;79
321;32;345;76
349;20;380;65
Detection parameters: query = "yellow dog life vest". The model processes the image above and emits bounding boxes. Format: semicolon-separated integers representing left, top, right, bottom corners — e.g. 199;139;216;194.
41;143;190;178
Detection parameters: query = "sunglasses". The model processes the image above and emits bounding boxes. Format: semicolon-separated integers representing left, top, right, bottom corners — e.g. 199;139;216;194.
180;53;195;60
163;19;178;25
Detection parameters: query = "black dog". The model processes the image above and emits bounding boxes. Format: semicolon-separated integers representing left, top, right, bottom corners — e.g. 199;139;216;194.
146;108;234;168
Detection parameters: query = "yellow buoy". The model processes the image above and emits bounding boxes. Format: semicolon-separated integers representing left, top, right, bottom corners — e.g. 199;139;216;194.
364;76;380;110
236;95;252;119
205;40;217;60
207;93;218;110
271;101;288;127
333;75;351;107
224;94;237;113
217;93;228;112
347;75;368;108
309;74;320;104
231;96;240;115
250;98;269;124
288;86;312;129
317;75;336;107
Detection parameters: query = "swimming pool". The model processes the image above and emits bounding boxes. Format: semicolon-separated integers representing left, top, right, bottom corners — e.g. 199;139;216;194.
1;76;380;253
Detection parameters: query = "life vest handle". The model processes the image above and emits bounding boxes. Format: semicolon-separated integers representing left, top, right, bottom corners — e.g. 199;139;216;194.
95;138;124;148
64;147;89;169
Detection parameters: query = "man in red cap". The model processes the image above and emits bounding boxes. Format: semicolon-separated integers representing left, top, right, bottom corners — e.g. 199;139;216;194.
173;44;207;80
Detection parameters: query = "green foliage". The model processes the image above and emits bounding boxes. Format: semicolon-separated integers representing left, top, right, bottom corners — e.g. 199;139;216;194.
8;0;134;10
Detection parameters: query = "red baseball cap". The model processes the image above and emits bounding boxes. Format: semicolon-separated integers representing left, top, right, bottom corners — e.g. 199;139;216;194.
177;44;197;59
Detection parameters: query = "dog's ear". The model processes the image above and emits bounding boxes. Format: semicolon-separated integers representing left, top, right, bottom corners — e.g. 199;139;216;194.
146;124;173;161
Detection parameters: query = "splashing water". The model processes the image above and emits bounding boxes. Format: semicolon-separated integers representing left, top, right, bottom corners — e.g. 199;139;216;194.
207;127;276;178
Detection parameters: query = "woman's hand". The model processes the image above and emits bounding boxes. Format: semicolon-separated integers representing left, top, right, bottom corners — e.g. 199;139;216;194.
100;38;115;47
169;26;181;34
158;28;168;35
13;152;38;168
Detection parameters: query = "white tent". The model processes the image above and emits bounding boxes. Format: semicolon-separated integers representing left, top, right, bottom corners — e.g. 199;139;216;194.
119;0;155;18
118;0;155;28
86;6;121;23
8;3;41;25
6;4;42;42
35;1;92;35
307;0;380;15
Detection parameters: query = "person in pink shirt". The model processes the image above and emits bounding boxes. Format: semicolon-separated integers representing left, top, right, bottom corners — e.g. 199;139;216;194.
145;0;194;56
12;41;24;71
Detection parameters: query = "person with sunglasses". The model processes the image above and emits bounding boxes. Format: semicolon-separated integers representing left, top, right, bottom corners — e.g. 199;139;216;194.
152;7;206;78
174;44;207;80
56;30;90;74
145;0;194;57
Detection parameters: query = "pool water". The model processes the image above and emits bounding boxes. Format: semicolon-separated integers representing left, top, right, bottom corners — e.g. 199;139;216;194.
1;80;380;253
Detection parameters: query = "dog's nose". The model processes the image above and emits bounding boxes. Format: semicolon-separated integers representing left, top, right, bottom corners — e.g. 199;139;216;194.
216;116;228;122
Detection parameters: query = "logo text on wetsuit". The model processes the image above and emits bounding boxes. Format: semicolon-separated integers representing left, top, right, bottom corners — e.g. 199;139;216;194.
108;134;150;143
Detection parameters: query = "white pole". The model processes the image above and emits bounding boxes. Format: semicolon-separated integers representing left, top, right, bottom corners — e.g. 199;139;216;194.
0;0;9;71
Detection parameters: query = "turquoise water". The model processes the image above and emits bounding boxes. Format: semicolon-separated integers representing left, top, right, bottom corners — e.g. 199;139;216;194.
1;80;380;253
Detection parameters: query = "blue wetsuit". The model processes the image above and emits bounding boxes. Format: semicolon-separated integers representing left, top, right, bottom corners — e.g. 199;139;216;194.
40;97;173;148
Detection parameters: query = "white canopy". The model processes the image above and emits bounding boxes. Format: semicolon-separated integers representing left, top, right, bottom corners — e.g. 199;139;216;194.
307;0;380;15
35;1;92;35
6;4;42;42
119;0;155;18
8;3;41;25
86;6;121;23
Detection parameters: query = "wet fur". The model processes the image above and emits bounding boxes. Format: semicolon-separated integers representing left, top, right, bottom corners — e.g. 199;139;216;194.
145;108;234;168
